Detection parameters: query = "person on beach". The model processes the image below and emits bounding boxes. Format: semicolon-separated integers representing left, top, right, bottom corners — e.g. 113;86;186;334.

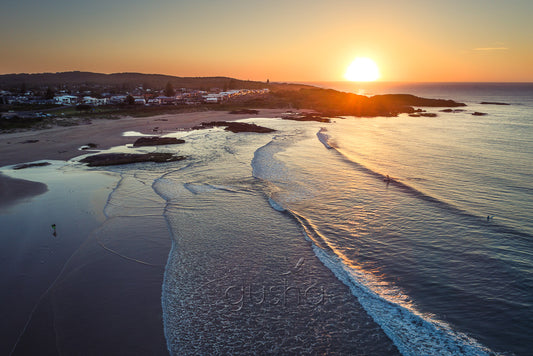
51;224;57;236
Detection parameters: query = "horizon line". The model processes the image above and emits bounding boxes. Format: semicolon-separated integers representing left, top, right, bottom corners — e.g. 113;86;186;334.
1;71;532;85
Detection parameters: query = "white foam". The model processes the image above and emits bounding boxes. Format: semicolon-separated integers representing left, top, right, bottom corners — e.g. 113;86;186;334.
311;246;492;356
316;128;333;149
122;131;153;137
268;197;286;212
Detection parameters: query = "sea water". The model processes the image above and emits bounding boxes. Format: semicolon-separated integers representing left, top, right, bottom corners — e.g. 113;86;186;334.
7;83;530;355
157;83;532;355
107;83;531;355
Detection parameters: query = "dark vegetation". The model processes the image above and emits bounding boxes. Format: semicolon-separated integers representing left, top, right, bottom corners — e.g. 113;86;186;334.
0;71;306;92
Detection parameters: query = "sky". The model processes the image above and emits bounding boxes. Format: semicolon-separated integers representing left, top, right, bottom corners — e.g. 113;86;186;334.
1;0;532;82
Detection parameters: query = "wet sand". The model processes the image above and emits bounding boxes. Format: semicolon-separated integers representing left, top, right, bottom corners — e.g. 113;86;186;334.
0;173;48;211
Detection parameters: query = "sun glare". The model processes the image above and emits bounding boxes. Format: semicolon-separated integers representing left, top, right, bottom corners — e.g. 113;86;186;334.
344;57;380;82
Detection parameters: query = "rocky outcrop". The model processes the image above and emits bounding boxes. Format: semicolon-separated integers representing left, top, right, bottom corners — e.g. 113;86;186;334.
480;102;510;105
13;162;51;170
80;153;185;166
282;113;332;123
440;109;466;113
472;112;488;116
132;137;185;147
229;109;259;115
271;89;466;117
193;121;276;133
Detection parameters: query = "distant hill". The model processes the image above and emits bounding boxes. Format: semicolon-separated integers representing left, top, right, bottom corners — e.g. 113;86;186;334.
0;71;310;91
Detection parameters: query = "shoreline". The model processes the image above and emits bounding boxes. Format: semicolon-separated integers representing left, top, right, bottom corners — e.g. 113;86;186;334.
0;108;290;167
0;173;48;211
0;110;287;354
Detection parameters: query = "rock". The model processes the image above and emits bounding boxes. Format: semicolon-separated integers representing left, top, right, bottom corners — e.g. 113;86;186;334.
282;113;331;123
79;153;185;167
440;109;466;113
193;121;275;133
419;113;438;117
229;109;259;115
472;112;488;116
480;102;510;105
13;162;51;170
133;137;185;147
20;139;39;144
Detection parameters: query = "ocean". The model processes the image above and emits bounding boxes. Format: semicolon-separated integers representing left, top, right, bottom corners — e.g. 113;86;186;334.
158;82;533;355
3;82;532;355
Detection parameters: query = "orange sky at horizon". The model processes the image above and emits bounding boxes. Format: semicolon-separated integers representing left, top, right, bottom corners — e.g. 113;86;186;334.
1;0;532;82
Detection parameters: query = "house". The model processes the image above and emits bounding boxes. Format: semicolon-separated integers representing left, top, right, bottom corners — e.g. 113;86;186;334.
155;96;176;105
134;97;146;105
109;95;128;104
54;95;78;105
204;93;222;103
83;96;108;106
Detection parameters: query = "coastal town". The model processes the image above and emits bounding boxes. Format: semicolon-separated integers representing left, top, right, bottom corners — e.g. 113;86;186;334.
0;82;270;119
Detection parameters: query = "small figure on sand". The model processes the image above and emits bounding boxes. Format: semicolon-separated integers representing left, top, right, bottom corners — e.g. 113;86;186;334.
51;224;57;236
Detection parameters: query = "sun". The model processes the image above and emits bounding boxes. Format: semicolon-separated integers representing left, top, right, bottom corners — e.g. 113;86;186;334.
344;57;380;82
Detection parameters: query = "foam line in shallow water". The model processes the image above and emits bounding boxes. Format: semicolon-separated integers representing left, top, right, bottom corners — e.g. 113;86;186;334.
311;243;492;356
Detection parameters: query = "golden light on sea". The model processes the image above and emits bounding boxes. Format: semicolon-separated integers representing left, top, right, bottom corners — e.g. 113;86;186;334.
344;57;380;82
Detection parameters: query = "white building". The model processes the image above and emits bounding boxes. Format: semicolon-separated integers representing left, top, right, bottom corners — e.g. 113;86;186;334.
109;95;128;104
54;95;78;105
83;96;108;106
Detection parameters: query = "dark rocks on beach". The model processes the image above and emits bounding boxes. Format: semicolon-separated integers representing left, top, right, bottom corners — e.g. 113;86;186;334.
133;137;185;147
13;162;51;170
472;112;488;116
193;121;276;133
440;109;466;113
419;113;438;117
481;101;510;105
282;113;332;123
20;139;39;144
229;109;259;115
79;153;185;167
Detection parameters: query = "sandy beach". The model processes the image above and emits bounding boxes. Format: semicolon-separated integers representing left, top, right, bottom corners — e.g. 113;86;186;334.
0;109;287;355
0;109;289;167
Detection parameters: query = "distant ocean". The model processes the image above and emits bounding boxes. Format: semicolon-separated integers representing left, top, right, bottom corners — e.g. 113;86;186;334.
5;82;532;355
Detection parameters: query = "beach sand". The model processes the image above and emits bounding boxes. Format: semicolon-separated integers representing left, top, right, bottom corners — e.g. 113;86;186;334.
0;109;287;355
0;109;289;167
